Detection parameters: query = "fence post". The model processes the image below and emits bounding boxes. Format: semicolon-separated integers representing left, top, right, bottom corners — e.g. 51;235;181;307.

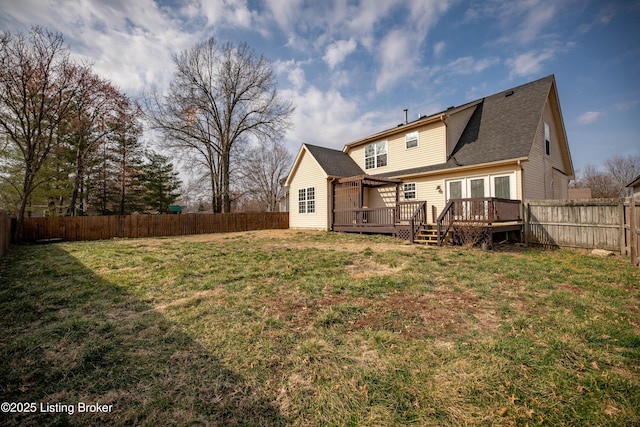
630;197;637;266
523;201;530;246
619;199;626;255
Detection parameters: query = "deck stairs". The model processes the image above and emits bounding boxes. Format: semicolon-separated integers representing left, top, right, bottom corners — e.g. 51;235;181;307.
413;225;451;246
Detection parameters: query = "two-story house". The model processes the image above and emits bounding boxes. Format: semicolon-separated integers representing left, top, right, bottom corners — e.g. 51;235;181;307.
285;75;574;243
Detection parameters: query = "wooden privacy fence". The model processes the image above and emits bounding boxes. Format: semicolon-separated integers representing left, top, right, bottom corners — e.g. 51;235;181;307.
0;211;10;257
525;198;640;265
19;212;289;243
525;199;625;252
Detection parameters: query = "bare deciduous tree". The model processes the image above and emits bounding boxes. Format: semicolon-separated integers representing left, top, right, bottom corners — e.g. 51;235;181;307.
604;154;640;197
241;140;292;212
144;37;294;213
0;27;82;239
573;154;640;198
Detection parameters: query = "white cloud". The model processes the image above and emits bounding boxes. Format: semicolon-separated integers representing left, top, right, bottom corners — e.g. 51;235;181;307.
288;67;306;90
346;0;399;42
375;30;415;92
263;0;304;34
514;1;556;43
447;56;499;75
433;41;446;58
506;49;554;77
371;0;450;92
407;0;451;28
197;0;257;28
323;38;357;69
273;59;309;91
578;111;603;124
465;0;560;45
280;85;391;153
1;0;198;94
578;4;615;34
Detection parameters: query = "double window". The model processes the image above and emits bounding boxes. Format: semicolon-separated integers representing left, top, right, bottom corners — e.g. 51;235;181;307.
364;140;387;169
298;187;315;214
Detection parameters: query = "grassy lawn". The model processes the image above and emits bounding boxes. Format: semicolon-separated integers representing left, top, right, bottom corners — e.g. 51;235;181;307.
1;229;639;426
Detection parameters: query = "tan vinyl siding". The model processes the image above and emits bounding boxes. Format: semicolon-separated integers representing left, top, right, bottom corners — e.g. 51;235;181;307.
288;149;331;230
522;95;569;200
367;186;397;208
522;122;546;200
347;121;446;174
552;169;569;199
543;102;567;174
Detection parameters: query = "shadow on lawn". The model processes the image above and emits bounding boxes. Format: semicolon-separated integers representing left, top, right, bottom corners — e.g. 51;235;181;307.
0;244;287;426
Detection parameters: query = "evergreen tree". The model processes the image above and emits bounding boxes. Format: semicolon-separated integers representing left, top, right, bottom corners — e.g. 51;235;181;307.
139;152;182;213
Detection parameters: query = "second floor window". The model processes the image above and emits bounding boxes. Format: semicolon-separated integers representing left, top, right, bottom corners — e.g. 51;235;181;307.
544;122;551;155
405;131;418;149
365;140;387;169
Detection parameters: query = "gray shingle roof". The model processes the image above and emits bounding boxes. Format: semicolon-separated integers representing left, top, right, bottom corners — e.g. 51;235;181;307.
376;75;554;178
449;75;552;165
304;143;364;178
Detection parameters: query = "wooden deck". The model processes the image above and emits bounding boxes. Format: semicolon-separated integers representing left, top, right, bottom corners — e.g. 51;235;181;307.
333;197;524;246
332;201;427;243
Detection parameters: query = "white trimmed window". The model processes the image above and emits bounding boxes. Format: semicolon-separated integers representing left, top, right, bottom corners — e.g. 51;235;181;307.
403;183;417;199
298;187;315;214
405;131;418;149
544;122;551;155
364;140;387;169
493;176;511;199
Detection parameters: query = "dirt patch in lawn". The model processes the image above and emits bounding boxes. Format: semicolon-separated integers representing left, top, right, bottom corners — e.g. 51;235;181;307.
266;287;499;339
352;289;498;338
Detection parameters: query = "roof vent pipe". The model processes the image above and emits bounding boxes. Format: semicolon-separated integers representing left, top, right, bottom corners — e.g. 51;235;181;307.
404;108;408;124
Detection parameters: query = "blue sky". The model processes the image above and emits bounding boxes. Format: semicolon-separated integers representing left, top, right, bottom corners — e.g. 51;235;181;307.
1;0;639;175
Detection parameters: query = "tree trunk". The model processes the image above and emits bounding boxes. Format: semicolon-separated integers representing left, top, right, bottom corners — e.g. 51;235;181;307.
14;168;35;242
68;147;84;216
222;148;231;213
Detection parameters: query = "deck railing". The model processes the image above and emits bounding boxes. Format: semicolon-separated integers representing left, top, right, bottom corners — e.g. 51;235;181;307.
397;201;424;222
406;201;427;243
437;198;522;245
333;206;397;228
332;201;427;238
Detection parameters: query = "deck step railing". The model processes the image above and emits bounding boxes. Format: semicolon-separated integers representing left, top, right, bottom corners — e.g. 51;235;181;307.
437;198;522;245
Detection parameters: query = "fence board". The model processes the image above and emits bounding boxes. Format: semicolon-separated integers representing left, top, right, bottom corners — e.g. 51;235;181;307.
19;212;289;243
525;199;624;252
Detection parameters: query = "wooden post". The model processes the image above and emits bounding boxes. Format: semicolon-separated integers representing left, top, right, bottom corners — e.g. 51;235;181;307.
523;201;530;246
619;199;626;255
629;197;638;266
